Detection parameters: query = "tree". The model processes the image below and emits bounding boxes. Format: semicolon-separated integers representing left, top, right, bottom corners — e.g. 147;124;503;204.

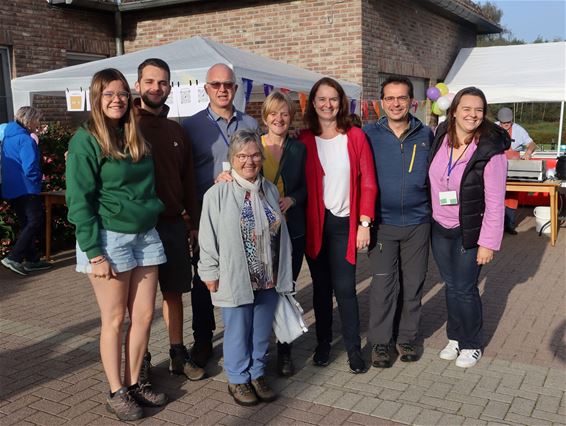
476;1;525;47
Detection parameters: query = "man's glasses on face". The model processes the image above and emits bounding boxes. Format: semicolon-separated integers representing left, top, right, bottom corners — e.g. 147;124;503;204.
383;95;410;104
102;91;130;101
207;81;236;90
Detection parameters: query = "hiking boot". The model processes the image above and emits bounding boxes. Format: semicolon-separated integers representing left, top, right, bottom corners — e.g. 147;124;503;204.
1;258;28;276
251;376;277;402
190;339;213;368
455;349;482;368
396;343;420;362
348;349;367;374
313;341;331;366
106;386;143;421
129;382;168;407
22;260;53;272
439;340;460;361
371;344;392;368
277;342;295;377
228;382;258;406
139;352;152;384
169;345;206;381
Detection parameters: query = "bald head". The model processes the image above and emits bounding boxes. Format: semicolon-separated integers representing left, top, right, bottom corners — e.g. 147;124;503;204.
205;63;238;117
206;63;235;83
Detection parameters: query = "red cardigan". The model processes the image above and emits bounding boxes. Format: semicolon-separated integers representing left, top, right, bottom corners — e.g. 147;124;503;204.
300;127;377;265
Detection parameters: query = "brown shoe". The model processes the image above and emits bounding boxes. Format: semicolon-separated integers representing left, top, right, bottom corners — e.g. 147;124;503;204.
169;346;207;381
129;382;168;407
228;383;258;406
396;343;420;362
106;387;143;421
190;339;213;368
251;376;277;402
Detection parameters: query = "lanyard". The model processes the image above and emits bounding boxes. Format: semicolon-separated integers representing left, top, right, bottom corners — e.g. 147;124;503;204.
447;143;470;178
207;109;238;147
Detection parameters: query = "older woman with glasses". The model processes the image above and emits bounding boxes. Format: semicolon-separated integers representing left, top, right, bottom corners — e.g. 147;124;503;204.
198;129;293;406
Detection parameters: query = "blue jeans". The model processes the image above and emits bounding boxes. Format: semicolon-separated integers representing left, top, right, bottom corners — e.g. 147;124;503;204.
431;222;483;349
8;195;43;263
221;288;278;384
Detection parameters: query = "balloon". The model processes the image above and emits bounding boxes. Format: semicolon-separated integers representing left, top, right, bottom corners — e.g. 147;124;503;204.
436;95;452;111
435;82;449;96
426;87;441;101
446;92;456;102
431;101;443;116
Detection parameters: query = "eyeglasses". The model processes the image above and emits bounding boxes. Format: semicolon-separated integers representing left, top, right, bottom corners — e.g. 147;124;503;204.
207;81;236;90
235;153;263;163
383;95;410;104
102;91;130;101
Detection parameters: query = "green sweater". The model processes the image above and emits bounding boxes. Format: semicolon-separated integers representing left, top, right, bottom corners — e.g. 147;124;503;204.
66;127;164;259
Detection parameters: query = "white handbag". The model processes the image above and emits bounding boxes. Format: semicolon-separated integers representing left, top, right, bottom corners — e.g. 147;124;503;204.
272;293;308;344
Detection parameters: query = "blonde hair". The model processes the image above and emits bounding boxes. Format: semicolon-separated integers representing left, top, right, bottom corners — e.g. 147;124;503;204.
15;106;42;132
261;91;295;123
87;68;148;162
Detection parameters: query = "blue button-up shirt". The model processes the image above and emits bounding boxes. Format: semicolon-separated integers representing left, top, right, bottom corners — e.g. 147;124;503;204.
183;106;258;201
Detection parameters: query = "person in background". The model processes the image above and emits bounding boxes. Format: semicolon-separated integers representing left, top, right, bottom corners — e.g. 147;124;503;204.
496;107;537;235
134;58;205;383
198;129;293;406
429;87;509;369
1;107;52;275
363;76;433;369
300;77;377;373
66;68;168;421
182;63;259;368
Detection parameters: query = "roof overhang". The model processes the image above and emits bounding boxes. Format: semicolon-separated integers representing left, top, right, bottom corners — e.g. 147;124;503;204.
46;0;210;12
418;0;503;34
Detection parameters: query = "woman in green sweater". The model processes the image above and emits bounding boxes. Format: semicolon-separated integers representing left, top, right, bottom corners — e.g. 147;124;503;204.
66;68;167;421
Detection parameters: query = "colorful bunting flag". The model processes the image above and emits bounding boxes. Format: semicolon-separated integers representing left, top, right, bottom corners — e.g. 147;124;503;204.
299;92;308;114
361;100;369;119
350;99;357;114
371;100;380;118
279;87;291;94
242;78;253;105
263;84;274;97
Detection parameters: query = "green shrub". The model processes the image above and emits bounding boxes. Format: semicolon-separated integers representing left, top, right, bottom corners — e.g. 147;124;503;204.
0;123;74;259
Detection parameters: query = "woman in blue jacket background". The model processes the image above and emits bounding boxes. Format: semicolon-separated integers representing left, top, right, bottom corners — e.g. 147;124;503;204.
1;106;52;275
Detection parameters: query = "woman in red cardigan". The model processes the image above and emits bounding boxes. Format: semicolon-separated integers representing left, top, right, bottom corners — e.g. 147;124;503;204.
300;77;377;373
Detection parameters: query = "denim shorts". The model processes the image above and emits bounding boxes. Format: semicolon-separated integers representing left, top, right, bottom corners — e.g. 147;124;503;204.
76;228;167;274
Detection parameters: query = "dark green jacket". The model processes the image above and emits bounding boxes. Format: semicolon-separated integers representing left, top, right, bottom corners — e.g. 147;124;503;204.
66;127;164;259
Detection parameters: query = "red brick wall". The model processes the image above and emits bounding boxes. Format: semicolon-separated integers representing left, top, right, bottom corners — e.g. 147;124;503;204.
123;0;364;88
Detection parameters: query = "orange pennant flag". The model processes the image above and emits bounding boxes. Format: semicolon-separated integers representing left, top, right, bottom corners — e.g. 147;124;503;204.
299;92;308;114
371;100;380;118
361;100;369;119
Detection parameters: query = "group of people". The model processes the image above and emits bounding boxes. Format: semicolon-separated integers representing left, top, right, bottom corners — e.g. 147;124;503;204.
2;56;516;421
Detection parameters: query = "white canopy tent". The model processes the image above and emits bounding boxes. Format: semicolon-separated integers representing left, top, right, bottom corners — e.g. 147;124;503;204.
11;36;361;115
444;42;566;156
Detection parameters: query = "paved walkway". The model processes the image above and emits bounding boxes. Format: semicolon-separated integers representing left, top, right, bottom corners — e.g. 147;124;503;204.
0;210;565;425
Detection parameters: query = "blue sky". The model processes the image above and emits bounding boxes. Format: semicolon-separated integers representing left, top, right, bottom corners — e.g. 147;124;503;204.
476;0;566;42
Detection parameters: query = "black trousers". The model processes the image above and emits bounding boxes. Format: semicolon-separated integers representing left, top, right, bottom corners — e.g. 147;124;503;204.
8;195;43;263
306;210;360;353
191;253;216;342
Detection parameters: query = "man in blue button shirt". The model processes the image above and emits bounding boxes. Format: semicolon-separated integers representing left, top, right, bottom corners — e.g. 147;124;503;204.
183;63;258;367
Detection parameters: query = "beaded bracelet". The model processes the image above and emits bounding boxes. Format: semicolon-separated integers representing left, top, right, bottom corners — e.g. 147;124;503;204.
89;255;107;265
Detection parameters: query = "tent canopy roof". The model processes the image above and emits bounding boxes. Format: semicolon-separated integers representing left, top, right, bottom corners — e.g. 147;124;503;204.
11;36;361;111
444;42;566;104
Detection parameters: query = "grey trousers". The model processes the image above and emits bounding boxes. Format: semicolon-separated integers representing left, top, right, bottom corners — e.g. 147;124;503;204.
368;223;430;345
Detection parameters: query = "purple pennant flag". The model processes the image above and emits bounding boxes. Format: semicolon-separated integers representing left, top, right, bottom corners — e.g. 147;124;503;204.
350;99;357;114
242;78;253;105
263;84;274;97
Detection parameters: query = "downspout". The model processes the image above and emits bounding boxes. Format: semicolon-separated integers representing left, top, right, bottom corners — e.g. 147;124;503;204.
114;0;124;55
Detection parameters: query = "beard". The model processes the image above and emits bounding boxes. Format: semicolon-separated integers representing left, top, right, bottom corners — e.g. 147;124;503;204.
141;92;167;109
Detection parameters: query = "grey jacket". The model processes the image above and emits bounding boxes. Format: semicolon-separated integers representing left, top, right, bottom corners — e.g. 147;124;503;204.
198;178;293;307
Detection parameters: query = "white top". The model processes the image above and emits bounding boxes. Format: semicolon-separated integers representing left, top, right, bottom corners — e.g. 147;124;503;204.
315;133;350;217
496;122;533;151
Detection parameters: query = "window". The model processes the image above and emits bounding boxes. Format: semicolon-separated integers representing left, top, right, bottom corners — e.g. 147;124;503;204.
0;47;12;123
66;52;106;67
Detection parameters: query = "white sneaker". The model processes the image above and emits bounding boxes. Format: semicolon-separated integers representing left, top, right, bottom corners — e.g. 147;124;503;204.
439;340;460;360
455;349;482;368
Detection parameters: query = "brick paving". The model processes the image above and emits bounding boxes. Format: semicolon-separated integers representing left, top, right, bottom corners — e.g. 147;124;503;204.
0;210;564;425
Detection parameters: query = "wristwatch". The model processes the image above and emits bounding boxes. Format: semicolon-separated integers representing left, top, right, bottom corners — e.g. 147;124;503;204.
359;220;371;228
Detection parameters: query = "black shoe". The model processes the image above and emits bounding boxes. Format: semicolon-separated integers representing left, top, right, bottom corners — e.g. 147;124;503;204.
396;343;420;362
139;352;152;384
106;387;143;421
277;342;295;377
313;341;331;366
22;260;53;272
190;339;213;368
348;349;367;374
170;346;206;381
372;344;392;368
505;227;518;235
129;382;168;407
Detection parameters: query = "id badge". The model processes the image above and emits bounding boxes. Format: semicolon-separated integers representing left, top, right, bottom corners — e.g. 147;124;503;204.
439;190;458;206
222;161;231;172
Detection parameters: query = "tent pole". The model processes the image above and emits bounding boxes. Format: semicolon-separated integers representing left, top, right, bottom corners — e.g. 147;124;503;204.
558;101;564;157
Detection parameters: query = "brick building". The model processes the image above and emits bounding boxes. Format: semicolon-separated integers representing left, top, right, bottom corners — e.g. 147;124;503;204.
0;0;499;123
